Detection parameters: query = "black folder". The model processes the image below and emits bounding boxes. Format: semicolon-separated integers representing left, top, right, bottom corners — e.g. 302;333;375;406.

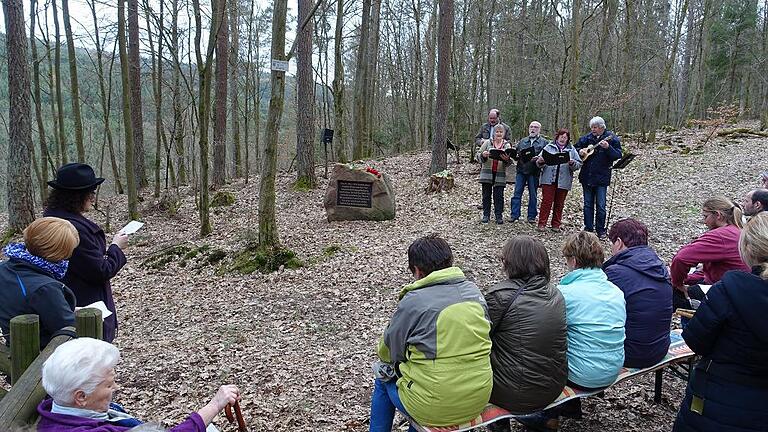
517;147;536;163
542;151;570;166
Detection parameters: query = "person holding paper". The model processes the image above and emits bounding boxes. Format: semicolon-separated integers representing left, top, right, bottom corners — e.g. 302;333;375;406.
0;217;79;348
43;163;128;343
477;126;512;224
535;128;581;232
509;121;547;223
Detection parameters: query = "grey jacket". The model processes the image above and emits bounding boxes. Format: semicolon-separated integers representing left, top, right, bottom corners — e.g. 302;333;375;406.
475;122;511;147
515;136;548;176
537;141;582;190
485;276;568;413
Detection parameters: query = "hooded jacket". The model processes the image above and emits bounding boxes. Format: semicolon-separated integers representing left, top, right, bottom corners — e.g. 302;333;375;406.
377;267;493;426
603;246;673;368
674;267;768;432
485;276;568;413
557;268;626;388
37;399;206;432
0;259;76;348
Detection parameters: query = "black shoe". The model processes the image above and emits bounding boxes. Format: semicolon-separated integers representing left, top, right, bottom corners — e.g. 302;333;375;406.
482;216;490;224
516;413;559;432
558;398;583;419
496;218;504;225
527;219;537;224
597;232;607;240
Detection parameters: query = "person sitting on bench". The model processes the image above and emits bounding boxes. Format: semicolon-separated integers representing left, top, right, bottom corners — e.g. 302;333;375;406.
670;196;750;309
369;234;492;431
517;231;626;432
37;338;240;431
673;212;768;432
604;218;672;368
484;236;567;432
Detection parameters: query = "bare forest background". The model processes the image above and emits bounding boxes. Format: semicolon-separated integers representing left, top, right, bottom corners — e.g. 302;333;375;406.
1;0;767;242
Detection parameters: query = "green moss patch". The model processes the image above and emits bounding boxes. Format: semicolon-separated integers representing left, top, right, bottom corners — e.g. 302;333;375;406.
142;243;226;270
224;244;303;274
210;191;236;207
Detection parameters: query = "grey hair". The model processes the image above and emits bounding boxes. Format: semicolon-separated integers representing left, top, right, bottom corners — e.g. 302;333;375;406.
42;338;120;406
589;116;606;128
128;423;167;432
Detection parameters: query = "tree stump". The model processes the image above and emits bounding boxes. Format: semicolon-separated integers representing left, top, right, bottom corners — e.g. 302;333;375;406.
425;172;455;193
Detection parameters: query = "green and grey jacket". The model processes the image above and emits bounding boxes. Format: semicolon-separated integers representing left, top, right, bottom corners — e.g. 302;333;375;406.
476;140;512;186
377;267;493;426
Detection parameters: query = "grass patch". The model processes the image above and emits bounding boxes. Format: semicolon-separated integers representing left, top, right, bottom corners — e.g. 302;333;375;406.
224;244;303;274
293;176;315;191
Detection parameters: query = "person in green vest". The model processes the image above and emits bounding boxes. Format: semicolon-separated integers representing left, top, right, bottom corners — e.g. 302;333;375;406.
369;234;493;431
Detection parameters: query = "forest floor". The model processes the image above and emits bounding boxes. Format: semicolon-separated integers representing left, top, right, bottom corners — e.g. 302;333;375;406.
2;122;766;431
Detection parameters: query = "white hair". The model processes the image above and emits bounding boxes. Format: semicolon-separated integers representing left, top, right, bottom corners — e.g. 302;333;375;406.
589;116;606;128
42;338;120;406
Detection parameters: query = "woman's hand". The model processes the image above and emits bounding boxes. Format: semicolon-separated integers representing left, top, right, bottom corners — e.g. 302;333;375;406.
197;384;241;426
111;232;129;249
568;159;576;167
482;150;490;158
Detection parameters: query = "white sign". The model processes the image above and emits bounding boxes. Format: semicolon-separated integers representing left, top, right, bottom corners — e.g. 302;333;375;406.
271;59;289;72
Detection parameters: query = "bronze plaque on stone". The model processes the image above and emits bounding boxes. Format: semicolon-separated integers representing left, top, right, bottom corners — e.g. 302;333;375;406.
337;180;373;208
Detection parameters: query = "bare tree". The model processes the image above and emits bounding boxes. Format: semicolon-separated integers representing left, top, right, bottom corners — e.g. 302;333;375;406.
230;0;242;178
332;0;346;162
352;0;371;159
3;0;36;232
51;0;67;164
61;0;85;161
296;0;316;187
118;0;139;219
129;0;147;187
212;0;229;189
29;0;51;202
429;0;453;174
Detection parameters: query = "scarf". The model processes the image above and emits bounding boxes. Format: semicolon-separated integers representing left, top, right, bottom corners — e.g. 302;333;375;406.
3;243;69;280
52;401;142;427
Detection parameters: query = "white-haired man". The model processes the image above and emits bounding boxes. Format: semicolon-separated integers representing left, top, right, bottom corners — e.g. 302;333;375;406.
510;121;547;223
574;117;622;239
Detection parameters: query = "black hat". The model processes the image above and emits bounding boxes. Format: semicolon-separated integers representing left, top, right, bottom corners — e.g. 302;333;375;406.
47;163;105;191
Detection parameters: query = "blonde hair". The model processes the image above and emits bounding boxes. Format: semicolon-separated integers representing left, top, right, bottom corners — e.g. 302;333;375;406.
739;212;768;279
703;196;744;228
562;231;604;269
23;217;79;262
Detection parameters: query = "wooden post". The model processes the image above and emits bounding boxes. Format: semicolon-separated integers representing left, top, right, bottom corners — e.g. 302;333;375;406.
75;308;103;340
0;327;76;426
10;315;40;385
0;345;10;375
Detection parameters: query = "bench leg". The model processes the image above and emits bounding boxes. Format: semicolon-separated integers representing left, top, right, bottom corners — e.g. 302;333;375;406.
654;369;663;403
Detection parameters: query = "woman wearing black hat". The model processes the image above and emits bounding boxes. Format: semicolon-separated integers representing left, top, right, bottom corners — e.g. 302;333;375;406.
43;163;128;342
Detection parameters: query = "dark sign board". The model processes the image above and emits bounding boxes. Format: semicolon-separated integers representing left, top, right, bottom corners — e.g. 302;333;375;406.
337;180;373;208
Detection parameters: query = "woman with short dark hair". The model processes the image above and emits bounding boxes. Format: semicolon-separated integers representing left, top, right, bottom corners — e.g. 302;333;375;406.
604;218;672;368
485;236;567;432
43;163;129;343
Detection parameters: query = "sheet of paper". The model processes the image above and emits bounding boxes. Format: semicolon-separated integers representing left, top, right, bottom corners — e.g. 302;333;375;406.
75;301;113;320
206;424;220;432
699;285;711;295
121;220;144;235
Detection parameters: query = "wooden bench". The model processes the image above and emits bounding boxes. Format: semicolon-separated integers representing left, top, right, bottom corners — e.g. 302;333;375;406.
411;329;695;432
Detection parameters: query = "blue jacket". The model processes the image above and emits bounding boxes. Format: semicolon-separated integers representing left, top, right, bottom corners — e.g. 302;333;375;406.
674;267;768;431
575;131;622;187
0;259;76;348
603;246;672;368
42;209;126;342
557;268;626;388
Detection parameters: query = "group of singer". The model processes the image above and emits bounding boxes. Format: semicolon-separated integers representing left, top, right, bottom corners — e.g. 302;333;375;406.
476;109;621;238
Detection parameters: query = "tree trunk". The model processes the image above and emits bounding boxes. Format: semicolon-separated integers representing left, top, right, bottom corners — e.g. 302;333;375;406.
429;0;453;174
229;0;242;178
51;0;67;164
88;0;124;194
3;0;36;232
29;0;50;202
146;0;164;197
193;0;219;235
118;0;139;219
296;0;316;188
568;0;582;136
352;0;371;159
171;0;186;184
212;0;228;189
128;0;147;187
332;0;346;162
259;0;288;248
61;0;85;162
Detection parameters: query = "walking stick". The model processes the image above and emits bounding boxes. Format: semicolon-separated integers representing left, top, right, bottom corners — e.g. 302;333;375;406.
225;401;248;432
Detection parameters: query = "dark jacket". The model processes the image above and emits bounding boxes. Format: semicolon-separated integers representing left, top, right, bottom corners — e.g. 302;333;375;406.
0;259;76;348
515;136;548;176
42;208;126;342
673;267;768;431
575;130;622;187
485;276;568;413
475;122;511;147
603;246;672;368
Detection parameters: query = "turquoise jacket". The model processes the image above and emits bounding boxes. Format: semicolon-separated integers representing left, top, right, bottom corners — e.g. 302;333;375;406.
557;268;626;388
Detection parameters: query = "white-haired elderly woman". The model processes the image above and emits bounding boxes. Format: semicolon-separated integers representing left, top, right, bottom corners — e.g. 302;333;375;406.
37;338;240;432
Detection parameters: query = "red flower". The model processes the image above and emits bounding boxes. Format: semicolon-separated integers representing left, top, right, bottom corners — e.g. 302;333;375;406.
366;167;381;177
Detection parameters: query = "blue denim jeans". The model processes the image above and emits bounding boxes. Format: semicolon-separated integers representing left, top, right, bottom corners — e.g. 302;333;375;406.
370;378;416;432
511;173;539;220
582;185;608;234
